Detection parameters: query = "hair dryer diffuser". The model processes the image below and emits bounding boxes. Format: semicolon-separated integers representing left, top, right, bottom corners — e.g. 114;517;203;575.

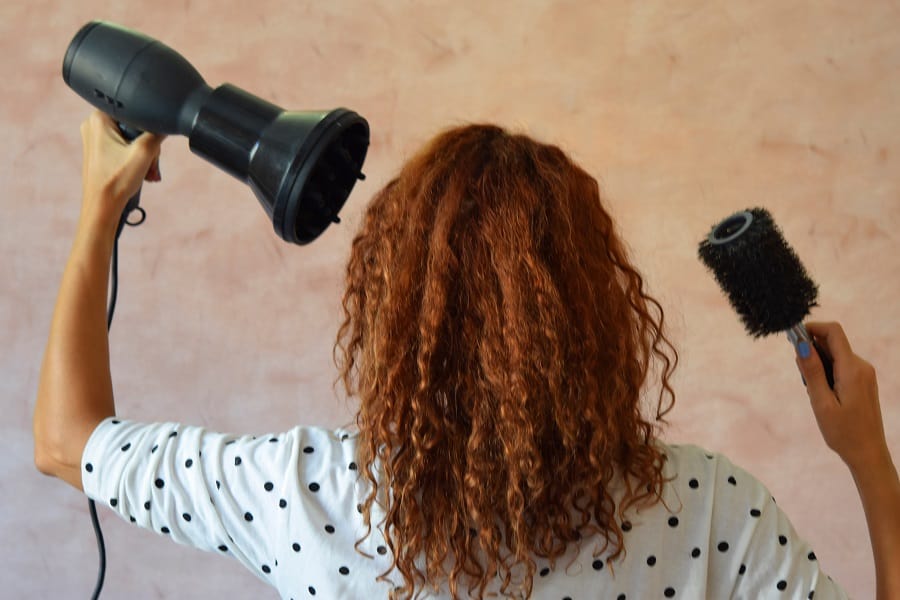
63;20;370;244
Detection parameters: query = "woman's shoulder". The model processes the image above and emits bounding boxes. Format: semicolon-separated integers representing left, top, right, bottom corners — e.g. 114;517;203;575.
652;438;777;514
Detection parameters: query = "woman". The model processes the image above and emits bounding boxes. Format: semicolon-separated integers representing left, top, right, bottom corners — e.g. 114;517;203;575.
34;111;898;599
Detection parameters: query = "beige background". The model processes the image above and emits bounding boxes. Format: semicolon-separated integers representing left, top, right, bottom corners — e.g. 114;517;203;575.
2;0;898;597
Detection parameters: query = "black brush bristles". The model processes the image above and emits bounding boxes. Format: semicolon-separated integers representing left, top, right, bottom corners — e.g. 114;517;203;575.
698;207;819;338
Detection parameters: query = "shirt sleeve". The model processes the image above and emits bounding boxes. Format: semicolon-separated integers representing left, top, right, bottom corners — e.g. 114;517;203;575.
80;417;313;584
702;450;850;600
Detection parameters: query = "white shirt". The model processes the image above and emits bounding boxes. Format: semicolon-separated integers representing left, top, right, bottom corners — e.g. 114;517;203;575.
82;417;849;599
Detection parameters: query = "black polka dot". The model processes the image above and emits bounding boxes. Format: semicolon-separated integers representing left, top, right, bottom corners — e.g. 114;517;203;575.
216;480;221;490
262;565;271;574
668;516;679;527
151;444;158;454
244;512;254;522
169;431;177;438
110;498;118;507
292;542;301;552
85;463;93;472
718;541;729;552
646;555;656;566
689;478;699;489
664;587;676;598
356;504;363;514
279;499;287;508
564;597;572;600
234;457;242;466
225;440;236;446
218;545;228;552
617;595;626;600
377;545;387;555
779;535;788;546
339;566;350;575
739;564;746;575
111;419;121;424
182;513;192;522
750;508;761;517
705;453;713;459
121;443;131;452
303;446;315;454
777;580;787;591
269;437;278;443
325;524;335;534
621;520;632;532
592;559;603;570
539;567;550;577
691;547;701;558
808;551;816;561
129;516;136;523
264;482;274;492
308;586;316;595
144;501;151;510
185;459;193;468
155;478;165;489
808;592;815;599
349;462;358;471
309;482;320;492
728;475;737;485
161;526;170;534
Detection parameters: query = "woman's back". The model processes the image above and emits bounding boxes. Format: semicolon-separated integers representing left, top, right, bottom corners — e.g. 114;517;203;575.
80;417;846;599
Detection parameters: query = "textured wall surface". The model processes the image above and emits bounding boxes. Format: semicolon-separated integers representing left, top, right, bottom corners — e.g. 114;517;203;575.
2;0;898;597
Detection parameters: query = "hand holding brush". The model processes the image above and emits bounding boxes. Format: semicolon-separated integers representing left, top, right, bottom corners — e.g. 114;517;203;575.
698;208;898;599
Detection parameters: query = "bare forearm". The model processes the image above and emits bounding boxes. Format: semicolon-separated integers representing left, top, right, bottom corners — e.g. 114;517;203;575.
851;453;900;600
34;223;117;488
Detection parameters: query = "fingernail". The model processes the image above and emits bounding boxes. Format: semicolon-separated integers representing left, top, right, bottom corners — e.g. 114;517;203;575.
797;341;811;359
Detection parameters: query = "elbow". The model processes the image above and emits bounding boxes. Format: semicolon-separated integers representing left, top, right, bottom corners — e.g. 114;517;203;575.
33;418;58;476
33;414;102;487
33;423;71;479
34;442;61;477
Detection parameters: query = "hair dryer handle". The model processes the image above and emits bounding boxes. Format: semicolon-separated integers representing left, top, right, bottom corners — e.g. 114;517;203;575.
115;122;145;237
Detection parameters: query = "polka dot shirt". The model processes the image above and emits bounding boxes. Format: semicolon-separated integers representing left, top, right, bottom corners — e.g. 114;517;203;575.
82;418;848;599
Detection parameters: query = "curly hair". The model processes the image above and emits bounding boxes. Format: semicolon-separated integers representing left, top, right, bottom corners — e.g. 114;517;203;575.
335;124;678;599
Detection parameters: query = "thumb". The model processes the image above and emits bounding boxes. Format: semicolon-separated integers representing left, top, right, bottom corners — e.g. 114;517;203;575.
133;131;166;157
796;339;839;411
124;132;166;179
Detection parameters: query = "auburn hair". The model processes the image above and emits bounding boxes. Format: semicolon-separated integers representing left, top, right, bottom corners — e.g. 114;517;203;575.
335;124;678;599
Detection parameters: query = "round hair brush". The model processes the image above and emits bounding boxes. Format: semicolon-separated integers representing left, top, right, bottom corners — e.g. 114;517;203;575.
698;207;835;388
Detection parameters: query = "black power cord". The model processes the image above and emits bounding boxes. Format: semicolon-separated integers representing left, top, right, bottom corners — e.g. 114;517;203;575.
88;204;146;600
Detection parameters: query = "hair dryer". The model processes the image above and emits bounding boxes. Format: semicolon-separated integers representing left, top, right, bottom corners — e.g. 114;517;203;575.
63;20;369;244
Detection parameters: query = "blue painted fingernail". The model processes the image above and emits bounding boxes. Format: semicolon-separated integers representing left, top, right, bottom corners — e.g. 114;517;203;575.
797;341;811;359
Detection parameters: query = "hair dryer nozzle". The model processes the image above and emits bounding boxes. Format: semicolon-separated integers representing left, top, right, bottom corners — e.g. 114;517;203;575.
248;108;370;244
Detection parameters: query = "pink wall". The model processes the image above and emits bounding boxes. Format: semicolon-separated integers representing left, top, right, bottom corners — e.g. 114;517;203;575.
3;0;898;597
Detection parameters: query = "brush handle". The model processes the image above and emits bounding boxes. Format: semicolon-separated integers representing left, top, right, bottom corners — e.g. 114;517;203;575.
787;324;836;389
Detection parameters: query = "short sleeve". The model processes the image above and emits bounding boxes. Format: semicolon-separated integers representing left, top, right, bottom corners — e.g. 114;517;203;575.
80;417;310;584
703;451;850;600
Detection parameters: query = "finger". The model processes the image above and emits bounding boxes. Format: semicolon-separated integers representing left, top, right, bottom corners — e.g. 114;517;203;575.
144;157;161;182
803;321;852;364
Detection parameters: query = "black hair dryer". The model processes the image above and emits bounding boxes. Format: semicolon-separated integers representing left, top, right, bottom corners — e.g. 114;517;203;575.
63;20;370;244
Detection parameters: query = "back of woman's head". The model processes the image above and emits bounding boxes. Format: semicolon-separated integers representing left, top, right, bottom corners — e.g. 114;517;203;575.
336;124;678;599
